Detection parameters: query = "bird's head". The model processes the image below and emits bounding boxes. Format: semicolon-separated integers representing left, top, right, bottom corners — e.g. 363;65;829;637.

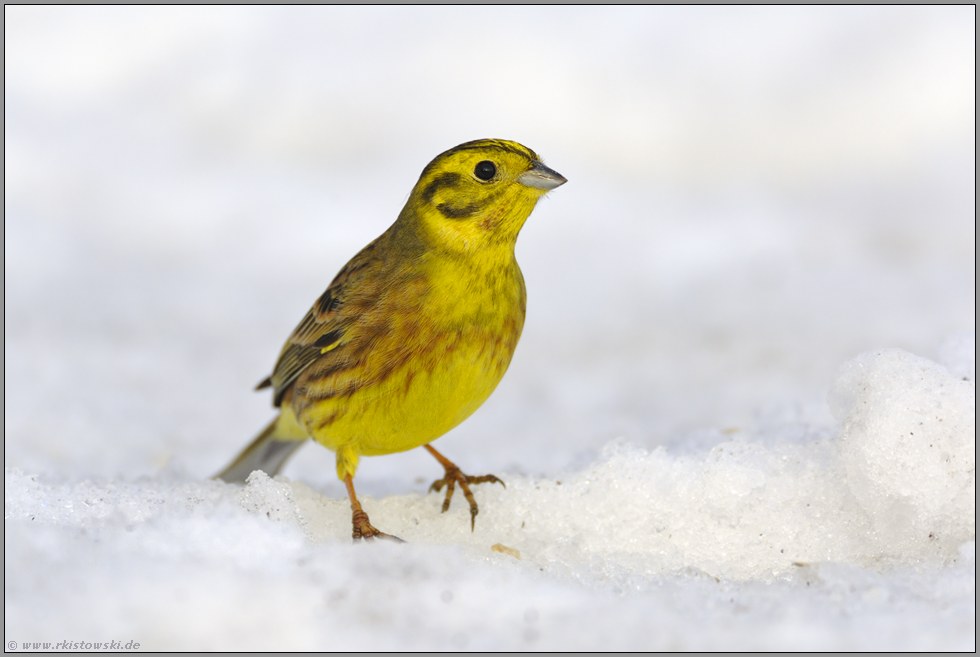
402;139;566;256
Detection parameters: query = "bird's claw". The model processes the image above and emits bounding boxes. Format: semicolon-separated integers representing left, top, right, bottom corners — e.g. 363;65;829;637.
429;464;505;531
351;509;405;542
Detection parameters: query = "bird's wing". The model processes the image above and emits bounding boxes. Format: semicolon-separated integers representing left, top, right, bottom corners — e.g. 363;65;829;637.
259;238;385;407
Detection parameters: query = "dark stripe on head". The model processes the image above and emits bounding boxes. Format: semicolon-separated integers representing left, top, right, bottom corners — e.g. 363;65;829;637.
419;139;538;180
437;201;482;219
421;172;463;204
436;188;506;220
447;139;538;161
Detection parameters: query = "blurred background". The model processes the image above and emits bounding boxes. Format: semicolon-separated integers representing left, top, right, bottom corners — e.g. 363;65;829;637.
5;6;975;490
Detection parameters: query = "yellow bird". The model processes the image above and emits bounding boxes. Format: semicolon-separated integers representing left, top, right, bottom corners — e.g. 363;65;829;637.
217;139;566;540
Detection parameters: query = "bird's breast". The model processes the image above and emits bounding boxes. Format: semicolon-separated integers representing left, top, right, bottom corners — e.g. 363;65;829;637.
295;256;526;455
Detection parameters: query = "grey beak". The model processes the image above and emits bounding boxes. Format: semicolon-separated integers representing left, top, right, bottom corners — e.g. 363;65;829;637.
518;162;567;191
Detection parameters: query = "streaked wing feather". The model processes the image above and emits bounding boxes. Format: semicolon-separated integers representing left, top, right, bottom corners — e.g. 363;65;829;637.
264;239;384;406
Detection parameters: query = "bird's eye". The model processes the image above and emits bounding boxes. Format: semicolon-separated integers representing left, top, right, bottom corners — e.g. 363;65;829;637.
474;160;496;181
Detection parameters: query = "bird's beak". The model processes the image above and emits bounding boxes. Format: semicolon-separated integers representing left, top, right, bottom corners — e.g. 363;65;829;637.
518;162;567;191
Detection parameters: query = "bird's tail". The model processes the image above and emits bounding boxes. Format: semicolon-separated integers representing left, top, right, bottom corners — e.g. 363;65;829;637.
215;415;309;483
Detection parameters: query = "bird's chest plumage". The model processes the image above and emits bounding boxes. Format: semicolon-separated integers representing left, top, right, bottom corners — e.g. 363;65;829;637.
296;257;526;457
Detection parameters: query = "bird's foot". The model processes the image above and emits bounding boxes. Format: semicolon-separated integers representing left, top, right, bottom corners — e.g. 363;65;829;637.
426;447;505;531
351;508;404;542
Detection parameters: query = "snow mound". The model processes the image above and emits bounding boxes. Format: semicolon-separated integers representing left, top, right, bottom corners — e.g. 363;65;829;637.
829;347;976;560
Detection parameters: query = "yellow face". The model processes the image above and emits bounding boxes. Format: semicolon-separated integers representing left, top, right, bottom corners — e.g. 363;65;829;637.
406;139;566;254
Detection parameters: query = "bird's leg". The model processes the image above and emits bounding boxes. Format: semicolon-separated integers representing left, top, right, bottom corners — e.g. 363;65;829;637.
424;444;505;531
344;474;404;542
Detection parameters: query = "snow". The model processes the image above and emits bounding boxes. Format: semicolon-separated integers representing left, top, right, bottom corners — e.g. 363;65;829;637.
5;6;975;651
830;348;976;559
